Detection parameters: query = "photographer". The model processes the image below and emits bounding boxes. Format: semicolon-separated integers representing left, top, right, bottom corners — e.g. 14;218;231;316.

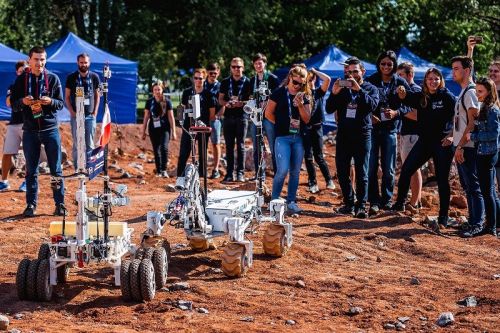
265;64;311;214
249;53;280;181
303;68;335;194
141;81;176;177
325;58;379;218
218;57;252;182
177;68;215;178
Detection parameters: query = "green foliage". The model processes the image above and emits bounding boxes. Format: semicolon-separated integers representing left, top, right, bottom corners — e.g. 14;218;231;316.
0;0;497;81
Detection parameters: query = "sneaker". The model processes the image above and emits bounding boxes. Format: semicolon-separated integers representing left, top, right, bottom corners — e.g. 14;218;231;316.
0;181;10;191
381;202;393;210
355;207;367;219
405;203;419;215
438;216;448;228
308;184;319;194
326;180;336;190
287;201;303;214
369;205;380;216
461;224;484;238
336;205;355;216
222;175;234;183
237;174;246;182
18;181;26;192
161;170;169;178
23;204;36;217
54;203;67;216
209;170;221;179
391;202;405;212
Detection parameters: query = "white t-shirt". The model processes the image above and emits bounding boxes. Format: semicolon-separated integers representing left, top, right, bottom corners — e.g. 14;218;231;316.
452;85;479;147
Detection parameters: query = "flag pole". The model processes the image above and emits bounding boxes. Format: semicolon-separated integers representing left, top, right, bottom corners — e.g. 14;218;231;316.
101;63;111;246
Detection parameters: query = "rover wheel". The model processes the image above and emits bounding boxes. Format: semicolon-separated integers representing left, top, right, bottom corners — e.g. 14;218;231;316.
57;264;70;283
221;243;248;278
26;259;41;300
37;243;50;260
263;224;288;257
189;238;211;252
36;259;53;301
139;259;156;301
134;248;145;260
152;247;168;289
142;247;155;260
120;259;132;301
129;259;142;302
16;258;31;300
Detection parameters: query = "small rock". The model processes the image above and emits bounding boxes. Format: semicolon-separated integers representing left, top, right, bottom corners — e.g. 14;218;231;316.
404;236;416;243
13;314;24;320
240;316;254;322
364;233;377;240
397;316;410;323
170;282;190;291
410;277;420;285
197;307;209;314
295;280;306;288
137;153;146;160
377;241;385;249
0;314;9;330
383;323;396;330
290;213;299;218
166;184;176;192
395;322;406;330
419;316;427;321
346;255;357;261
9;329;21;333
436;312;454;327
450;195;467;209
285;319;296;325
493;274;500;280
457;296;477;307
139;179;146;185
308;196;316;203
177;300;193;311
270;263;281;269
119;171;132;179
348;306;363;316
210;268;223;274
376;256;382;262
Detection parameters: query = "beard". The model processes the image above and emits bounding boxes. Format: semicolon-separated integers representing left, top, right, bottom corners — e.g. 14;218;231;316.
78;65;89;73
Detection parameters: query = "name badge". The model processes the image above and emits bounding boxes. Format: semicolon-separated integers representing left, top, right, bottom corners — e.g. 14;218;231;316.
153;117;161;128
84;98;90;106
380;108;390;121
289;118;300;134
346;103;357;119
31;102;43;119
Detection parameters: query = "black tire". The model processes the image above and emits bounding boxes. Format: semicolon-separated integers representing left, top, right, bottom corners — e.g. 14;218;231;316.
38;243;50;260
129;259;142;302
26;259;41;300
139;259;156;301
162;240;171;261
134;248;145;260
36;259;53;301
120;259;132;301
16;259;31;300
152;247;168;289
142;247;155;260
57;264;70;283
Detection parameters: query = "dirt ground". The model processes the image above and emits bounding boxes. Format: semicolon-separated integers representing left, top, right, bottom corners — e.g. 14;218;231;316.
0;122;498;333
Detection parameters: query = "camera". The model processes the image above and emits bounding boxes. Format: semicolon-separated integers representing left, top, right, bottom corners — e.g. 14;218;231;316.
339;79;353;88
255;81;271;97
474;36;483;44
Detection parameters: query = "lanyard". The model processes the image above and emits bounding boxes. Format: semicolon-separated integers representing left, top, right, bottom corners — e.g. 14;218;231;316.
77;73;93;96
349;89;359;104
286;89;295;118
28;71;46;98
229;77;245;98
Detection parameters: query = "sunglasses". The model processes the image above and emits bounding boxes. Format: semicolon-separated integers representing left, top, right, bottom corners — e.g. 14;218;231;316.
380;62;393;67
292;79;305;87
193;77;204;80
231;65;243;69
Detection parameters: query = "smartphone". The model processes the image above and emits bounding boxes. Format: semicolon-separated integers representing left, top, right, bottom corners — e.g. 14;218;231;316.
474;36;483;44
339;79;353;88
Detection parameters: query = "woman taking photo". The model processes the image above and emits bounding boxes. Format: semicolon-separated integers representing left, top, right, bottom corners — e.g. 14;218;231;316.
265;64;311;214
142;81;176;177
465;78;500;237
393;68;456;229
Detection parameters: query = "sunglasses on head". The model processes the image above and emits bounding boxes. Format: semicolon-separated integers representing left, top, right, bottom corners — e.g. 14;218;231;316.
231;65;243;69
193;77;204;80
292;79;305;87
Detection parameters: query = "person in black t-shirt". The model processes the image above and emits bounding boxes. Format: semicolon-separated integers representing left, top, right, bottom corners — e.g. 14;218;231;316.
142;81;176;177
265;64;311;214
204;62;223;179
0;60;27;192
303;68;334;194
218;57;252;183
177;68;215;178
248;53;280;181
64;53;101;169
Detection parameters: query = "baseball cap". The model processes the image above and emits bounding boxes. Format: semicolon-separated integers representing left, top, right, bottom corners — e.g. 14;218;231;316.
339;56;360;66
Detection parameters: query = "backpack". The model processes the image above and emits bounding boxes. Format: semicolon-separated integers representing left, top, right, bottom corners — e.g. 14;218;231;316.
460;83;475;124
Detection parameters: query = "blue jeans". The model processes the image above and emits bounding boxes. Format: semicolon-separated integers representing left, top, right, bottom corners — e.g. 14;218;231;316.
336;131;371;208
71;115;96;169
210;119;221;144
396;139;453;218
272;134;304;203
476;152;498;232
251;118;276;176
456;146;485;226
368;130;397;206
23;129;64;207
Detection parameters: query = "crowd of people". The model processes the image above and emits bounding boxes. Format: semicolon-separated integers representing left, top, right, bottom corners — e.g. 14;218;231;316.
1;39;499;239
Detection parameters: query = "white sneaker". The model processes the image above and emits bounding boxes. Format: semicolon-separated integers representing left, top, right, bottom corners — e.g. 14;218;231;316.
326;180;336;190
287;201;303;214
161;170;169;178
0;181;10;191
308;184;319;194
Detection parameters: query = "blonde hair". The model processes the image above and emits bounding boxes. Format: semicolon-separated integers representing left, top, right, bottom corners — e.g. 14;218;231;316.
286;63;312;97
152;80;164;90
193;68;207;79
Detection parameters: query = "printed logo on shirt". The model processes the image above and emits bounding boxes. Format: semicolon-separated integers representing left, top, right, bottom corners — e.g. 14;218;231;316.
432;100;443;110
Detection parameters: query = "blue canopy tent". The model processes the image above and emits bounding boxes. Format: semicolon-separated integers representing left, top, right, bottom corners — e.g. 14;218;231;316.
0;44;27;121
273;45;378;132
45;32;138;123
397;47;461;96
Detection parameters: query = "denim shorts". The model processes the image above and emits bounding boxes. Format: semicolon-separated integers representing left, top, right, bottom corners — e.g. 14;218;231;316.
210;119;222;144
